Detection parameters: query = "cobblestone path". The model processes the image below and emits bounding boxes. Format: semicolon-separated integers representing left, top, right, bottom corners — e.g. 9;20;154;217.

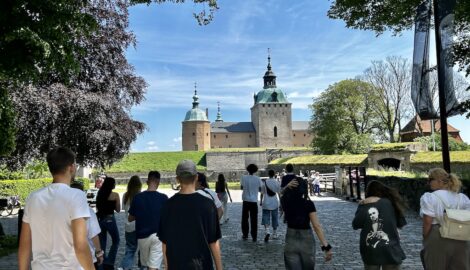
0;190;424;269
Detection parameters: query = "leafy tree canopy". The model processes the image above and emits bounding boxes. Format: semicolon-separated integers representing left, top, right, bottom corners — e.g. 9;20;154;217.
310;79;382;154
413;133;470;151
327;0;470;78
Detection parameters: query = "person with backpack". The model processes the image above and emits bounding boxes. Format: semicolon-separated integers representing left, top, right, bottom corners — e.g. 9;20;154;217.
352;180;407;270
215;173;232;225
196;172;224;220
420;168;470;270
260;170;281;242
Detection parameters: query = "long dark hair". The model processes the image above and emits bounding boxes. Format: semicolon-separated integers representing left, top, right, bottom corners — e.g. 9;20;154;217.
97;177;116;211
281;177;310;204
123;175;142;205
215;174;226;193
365;180;406;220
197;172;209;189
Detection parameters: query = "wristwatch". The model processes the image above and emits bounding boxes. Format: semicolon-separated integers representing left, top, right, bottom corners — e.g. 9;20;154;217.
321;244;332;252
95;250;104;257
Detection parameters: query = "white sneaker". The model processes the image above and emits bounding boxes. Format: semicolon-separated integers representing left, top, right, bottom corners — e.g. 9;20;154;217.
272;232;278;239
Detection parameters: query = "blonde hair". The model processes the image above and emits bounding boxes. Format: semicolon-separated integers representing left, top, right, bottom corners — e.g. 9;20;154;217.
428;168;462;193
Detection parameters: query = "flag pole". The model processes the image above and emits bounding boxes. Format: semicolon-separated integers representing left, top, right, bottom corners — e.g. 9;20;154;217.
433;0;451;173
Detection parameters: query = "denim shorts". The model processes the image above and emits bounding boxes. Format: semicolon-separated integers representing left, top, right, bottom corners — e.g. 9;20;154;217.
261;209;279;229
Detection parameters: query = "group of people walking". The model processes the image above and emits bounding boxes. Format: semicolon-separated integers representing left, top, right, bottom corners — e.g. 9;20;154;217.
16;147;470;270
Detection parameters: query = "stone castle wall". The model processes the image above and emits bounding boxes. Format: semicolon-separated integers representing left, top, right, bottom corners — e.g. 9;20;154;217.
251;103;293;148
292;130;312;147
182;121;211;151
210;132;256;148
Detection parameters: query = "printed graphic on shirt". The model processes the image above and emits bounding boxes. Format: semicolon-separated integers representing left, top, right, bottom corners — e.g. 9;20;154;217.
366;207;390;248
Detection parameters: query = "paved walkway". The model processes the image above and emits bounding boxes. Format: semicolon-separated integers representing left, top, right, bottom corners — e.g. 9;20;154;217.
0;190;424;269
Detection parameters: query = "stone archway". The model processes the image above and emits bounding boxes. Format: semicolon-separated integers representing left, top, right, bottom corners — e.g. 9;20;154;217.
377;158;401;170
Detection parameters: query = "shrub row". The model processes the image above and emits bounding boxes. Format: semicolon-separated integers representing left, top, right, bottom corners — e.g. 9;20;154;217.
0;178;90;201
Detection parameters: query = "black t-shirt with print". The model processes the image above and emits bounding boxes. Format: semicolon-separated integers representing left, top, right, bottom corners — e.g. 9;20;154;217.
282;197;317;229
158;193;221;270
352;198;407;265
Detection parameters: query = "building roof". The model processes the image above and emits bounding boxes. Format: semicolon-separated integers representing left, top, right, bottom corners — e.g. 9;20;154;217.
183;86;209;122
254;88;289;104
400;115;460;134
211;122;255;133
292;121;310;131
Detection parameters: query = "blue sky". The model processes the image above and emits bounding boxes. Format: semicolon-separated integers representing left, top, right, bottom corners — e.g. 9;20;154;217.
127;0;470;152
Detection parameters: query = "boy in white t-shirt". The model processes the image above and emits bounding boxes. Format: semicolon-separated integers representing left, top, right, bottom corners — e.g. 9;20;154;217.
18;147;94;270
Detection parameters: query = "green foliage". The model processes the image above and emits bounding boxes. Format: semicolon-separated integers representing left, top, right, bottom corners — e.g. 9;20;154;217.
411;151;470;164
413;134;470;151
367;168;427;178
0;178;90;201
23;160;50;179
0;167;22;180
270;154;367;166
0;235;18;258
370;142;422;152
0;88;16;156
310;79;381;154
106;152;206;173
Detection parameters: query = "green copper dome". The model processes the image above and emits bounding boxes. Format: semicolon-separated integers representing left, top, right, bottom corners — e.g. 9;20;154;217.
254;88;289;104
184;86;209;121
184;108;208;121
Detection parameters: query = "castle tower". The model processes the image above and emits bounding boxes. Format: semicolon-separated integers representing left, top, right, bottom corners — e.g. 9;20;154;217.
215;102;223;122
251;50;293;148
182;84;211;151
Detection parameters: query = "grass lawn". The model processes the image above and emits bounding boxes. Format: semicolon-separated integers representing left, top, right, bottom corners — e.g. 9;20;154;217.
370;142;422;152
105;151;206;173
367;168;427;178
0;235;18;258
411;151;470;163
270;154;367;166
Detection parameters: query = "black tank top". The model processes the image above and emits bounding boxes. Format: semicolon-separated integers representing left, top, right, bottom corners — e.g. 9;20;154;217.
97;200;116;218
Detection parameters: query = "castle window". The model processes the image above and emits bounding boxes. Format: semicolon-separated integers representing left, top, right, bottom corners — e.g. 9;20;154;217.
225;135;228;138
293;133;296;137
248;145;251;147
229;145;232;148
274;126;278;137
302;144;305;146
213;135;216;138
262;104;265;107
285;104;288;107
249;134;252;138
195;144;198;150
192;132;195;136
274;104;276;107
206;133;209;136
268;104;271;107
304;134;306;137
282;112;284;115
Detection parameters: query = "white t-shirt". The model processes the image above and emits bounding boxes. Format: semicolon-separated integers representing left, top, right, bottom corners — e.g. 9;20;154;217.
23;183;90;270
420;189;470;224
313;176;321;186
261;178;280;210
87;208;100;263
197;188;223;208
241;175;261;202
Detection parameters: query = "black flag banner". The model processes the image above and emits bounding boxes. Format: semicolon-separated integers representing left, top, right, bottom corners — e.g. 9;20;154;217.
437;0;460;117
411;0;436;120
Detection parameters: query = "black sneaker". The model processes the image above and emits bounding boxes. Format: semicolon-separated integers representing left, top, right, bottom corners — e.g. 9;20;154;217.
242;235;248;240
264;233;270;242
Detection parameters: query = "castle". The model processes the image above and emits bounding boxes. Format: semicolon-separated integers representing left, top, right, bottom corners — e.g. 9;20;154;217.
182;55;312;151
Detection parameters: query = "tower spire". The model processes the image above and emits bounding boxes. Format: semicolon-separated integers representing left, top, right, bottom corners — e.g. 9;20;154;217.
263;48;277;89
192;82;199;109
215;101;223;122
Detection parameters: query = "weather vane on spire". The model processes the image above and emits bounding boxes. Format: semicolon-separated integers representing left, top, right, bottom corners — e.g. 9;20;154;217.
194;82;197;95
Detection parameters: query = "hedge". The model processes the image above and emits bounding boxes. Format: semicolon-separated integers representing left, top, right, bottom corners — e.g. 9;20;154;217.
0;178;90;201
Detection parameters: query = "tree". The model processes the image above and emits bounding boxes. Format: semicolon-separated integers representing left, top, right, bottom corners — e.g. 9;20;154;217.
363;56;412;142
0;87;16;156
327;0;470;118
1;0;146;169
310;79;382;154
414;133;470;151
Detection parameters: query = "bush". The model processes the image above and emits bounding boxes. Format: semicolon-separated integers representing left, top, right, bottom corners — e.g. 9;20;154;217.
0;178;90;201
0;235;18;258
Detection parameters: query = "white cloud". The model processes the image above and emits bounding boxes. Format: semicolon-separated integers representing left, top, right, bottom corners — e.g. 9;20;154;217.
173;137;182;142
147;141;156;146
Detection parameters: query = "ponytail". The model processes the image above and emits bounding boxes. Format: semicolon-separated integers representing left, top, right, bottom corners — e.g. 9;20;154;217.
447;173;462;193
428;168;462;193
